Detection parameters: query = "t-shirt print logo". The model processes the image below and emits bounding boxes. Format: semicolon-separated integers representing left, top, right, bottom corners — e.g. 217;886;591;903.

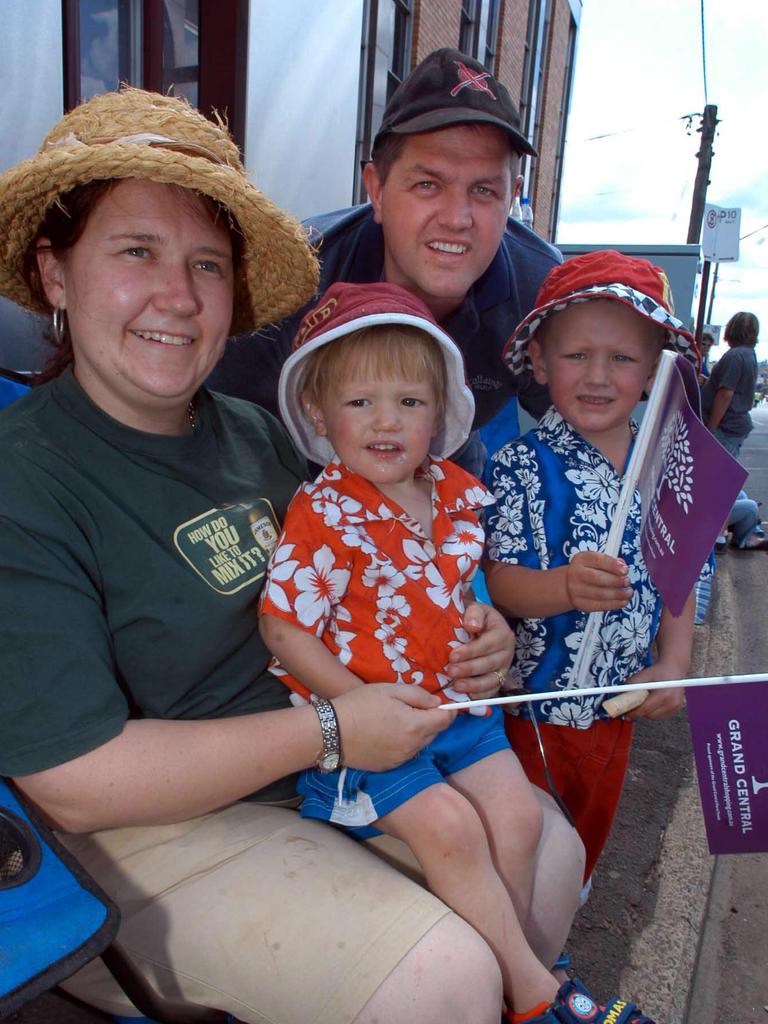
249;512;278;551
174;499;279;594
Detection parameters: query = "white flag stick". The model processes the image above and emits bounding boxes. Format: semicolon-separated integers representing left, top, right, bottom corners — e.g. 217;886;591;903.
441;671;767;711
568;352;678;691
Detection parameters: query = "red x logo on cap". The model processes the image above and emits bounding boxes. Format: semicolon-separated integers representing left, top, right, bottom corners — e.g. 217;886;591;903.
450;60;497;99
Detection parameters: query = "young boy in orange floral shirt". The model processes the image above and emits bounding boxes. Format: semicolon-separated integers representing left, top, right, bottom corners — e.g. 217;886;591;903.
259;280;656;1024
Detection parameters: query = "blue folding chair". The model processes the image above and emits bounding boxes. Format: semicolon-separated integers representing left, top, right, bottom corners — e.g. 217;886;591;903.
0;367;33;409
1;782;242;1023
0;778;119;1017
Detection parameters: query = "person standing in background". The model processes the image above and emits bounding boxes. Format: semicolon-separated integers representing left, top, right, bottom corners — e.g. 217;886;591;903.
701;312;759;460
697;330;715;383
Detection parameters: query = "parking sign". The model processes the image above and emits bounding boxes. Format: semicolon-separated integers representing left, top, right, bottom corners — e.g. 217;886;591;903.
702;204;741;262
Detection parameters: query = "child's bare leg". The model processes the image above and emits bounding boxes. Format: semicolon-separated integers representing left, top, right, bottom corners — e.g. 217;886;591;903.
447;748;543;921
377;784;558;1013
451;755;585;970
525;789;585;969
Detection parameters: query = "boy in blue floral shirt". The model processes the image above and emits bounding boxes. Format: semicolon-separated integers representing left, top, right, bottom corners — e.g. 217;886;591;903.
484;250;699;880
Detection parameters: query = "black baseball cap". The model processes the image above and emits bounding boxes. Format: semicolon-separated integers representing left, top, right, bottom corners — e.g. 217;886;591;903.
373;48;536;158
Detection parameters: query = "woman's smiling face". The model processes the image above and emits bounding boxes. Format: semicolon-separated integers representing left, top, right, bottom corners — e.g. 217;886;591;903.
37;178;234;433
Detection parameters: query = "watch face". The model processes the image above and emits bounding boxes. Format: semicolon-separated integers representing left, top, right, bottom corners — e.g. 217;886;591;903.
319;752;340;772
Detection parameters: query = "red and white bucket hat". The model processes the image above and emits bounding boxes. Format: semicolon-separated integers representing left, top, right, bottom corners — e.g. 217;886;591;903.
503;249;699;376
279;281;475;465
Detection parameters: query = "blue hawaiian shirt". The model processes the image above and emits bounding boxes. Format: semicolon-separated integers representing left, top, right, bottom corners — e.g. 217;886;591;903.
483;407;663;728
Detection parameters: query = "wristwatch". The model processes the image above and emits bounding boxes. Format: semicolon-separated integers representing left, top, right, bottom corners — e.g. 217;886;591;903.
311;695;342;772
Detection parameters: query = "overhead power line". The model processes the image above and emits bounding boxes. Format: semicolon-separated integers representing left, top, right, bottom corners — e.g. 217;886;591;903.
574;114;699;144
740;222;768;241
700;0;709;104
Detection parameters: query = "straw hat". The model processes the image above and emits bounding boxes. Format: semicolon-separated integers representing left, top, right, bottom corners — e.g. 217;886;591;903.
279;281;475;465
0;87;318;332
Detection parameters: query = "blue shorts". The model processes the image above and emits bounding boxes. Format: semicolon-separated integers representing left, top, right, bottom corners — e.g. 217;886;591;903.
297;707;509;839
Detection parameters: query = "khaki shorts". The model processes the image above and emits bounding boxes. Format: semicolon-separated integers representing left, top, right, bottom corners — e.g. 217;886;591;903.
59;802;449;1024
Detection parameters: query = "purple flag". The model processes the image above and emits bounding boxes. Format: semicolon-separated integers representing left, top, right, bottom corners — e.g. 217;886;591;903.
636;353;747;616
687;681;768;853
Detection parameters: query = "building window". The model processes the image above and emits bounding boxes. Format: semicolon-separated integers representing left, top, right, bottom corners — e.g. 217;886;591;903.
62;0;246;150
160;0;200;106
518;0;551;195
459;0;477;55
548;12;577;239
459;0;499;70
67;0;143;101
390;0;411;91
354;0;413;203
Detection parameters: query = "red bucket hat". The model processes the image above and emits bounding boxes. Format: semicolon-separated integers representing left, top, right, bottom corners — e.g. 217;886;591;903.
503;249;698;376
279;281;475;465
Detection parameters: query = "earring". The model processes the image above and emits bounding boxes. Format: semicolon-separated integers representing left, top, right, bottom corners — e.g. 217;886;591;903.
52;307;67;346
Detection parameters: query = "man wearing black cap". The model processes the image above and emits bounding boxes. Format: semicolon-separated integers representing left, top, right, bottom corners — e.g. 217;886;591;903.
210;48;560;472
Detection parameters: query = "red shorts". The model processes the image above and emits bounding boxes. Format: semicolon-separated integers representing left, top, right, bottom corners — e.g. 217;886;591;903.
505;715;633;880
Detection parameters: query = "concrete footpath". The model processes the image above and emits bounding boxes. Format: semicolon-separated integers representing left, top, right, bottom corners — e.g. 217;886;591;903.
568;413;768;1024
567;602;714;1023
568;549;761;1024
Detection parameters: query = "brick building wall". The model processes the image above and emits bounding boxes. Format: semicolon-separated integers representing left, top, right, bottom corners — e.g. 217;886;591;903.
532;1;573;238
496;0;529;93
412;0;462;62
409;0;577;241
409;0;579;243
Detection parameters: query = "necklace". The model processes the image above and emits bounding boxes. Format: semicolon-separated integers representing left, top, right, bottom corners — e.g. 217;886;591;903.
187;399;197;431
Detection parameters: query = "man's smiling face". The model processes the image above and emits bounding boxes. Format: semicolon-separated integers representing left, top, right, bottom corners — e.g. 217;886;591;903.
363;125;515;322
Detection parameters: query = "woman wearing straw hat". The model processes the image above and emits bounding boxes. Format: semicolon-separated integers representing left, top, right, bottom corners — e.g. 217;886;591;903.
0;88;527;1023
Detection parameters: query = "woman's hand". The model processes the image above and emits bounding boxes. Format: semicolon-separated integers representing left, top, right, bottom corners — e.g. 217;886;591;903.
445;602;515;699
16;688;457;833
333;684;456;771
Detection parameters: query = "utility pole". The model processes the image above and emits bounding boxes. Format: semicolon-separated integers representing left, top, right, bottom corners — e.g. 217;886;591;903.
688;104;718;344
687;104;718;245
706;263;719;324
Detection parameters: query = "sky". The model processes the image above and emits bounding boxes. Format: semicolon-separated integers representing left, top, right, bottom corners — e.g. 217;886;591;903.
556;1;768;362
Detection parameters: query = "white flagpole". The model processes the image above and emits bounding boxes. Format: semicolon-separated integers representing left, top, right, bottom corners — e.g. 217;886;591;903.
441;672;767;712
568;351;677;694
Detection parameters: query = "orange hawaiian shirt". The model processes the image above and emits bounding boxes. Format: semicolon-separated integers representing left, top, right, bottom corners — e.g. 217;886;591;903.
259;457;494;708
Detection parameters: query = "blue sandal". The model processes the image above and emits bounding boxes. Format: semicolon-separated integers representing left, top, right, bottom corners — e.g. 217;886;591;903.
524;977;655;1023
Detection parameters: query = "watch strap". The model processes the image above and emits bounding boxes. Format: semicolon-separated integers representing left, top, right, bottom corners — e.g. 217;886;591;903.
311;696;342;772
